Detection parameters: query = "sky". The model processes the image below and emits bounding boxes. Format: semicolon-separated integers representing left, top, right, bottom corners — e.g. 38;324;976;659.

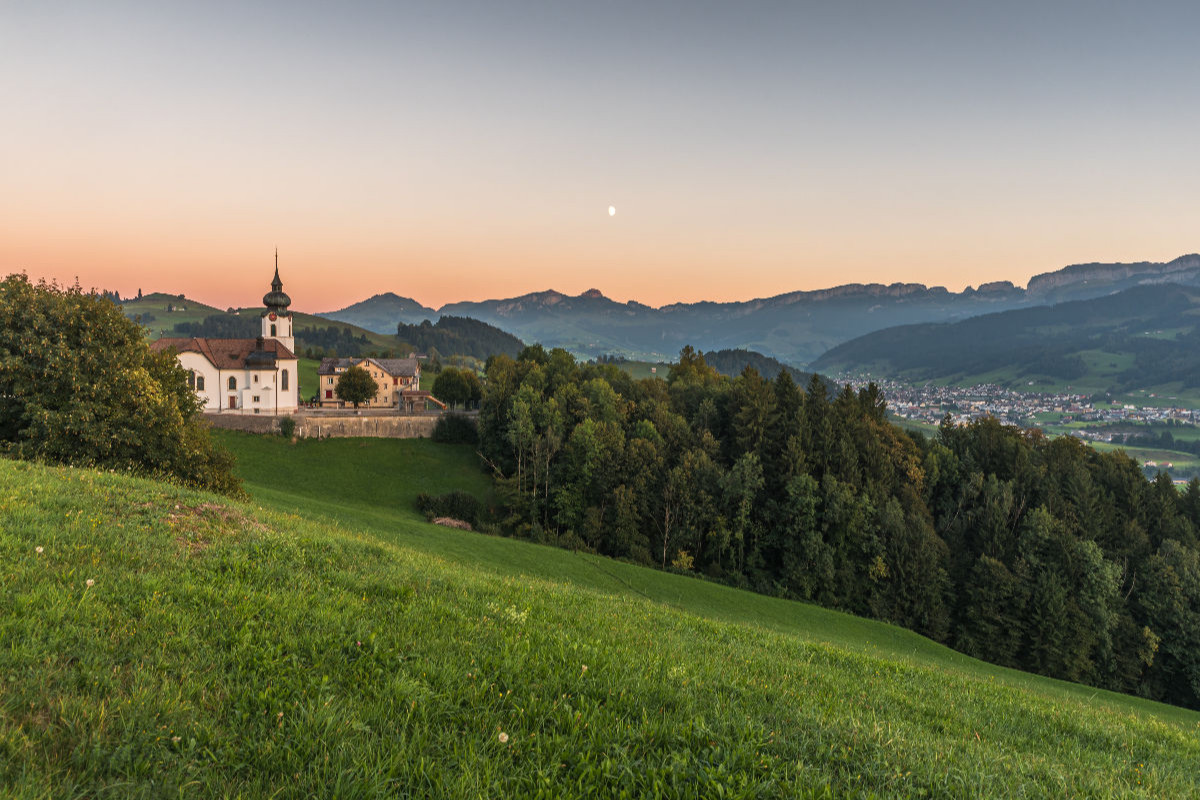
3;1;1199;312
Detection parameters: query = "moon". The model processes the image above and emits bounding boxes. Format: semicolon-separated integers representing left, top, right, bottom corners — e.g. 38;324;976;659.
608;205;616;217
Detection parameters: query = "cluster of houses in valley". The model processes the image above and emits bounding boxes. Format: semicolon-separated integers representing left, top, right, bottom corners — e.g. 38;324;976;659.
151;261;443;415
846;378;1200;432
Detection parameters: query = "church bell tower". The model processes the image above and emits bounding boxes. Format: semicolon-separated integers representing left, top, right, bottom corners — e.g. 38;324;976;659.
261;249;295;353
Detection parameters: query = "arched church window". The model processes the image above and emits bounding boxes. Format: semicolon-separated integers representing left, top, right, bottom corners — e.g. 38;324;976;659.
228;376;237;390
281;369;289;391
271;324;277;336
196;375;205;391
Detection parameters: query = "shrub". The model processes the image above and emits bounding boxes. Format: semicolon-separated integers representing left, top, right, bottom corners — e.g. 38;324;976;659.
415;490;481;526
431;413;478;445
278;416;296;438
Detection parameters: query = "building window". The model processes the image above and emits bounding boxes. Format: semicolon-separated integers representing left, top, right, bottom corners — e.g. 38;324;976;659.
253;374;259;383
328;377;334;385
228;377;237;390
270;324;277;336
281;369;289;390
252;395;260;403
196;375;205;391
325;390;333;399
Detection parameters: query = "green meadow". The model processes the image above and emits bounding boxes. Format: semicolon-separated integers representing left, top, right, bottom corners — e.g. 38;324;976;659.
2;435;1199;798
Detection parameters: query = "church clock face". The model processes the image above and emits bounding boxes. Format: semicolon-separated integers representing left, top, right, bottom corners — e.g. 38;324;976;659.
269;312;277;321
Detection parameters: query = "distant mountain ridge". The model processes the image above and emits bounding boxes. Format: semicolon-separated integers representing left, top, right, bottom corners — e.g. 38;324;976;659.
317;254;1200;366
812;282;1200;392
315;292;438;332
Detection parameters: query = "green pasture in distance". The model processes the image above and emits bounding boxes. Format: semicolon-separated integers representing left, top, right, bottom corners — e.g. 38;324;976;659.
297;357;321;401
119;292;224;339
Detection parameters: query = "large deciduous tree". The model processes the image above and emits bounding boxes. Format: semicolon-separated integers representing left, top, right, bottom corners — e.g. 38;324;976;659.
0;275;240;495
336;365;377;409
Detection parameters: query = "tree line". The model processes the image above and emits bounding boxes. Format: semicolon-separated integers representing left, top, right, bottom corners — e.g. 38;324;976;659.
475;344;1200;710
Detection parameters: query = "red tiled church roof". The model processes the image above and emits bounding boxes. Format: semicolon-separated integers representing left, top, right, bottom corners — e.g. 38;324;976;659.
151;337;296;369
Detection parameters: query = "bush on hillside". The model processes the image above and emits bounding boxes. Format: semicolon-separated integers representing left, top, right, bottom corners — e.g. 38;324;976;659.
431;413;478;445
0;275;242;495
278;416;296;438
415;490;481;526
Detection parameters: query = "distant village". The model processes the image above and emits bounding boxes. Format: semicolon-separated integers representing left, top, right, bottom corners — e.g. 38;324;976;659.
843;377;1200;441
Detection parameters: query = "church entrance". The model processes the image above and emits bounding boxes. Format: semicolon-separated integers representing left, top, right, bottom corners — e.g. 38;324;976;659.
228;396;237;409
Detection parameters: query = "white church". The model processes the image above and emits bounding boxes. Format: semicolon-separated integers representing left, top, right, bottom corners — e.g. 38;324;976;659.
152;260;300;414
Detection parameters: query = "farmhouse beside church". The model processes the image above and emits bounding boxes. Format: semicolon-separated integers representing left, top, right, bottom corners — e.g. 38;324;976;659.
317;356;442;411
152;259;300;414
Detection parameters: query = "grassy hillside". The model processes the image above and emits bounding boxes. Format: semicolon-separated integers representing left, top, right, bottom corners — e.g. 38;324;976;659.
118;293;224;339
5;434;1200;797
216;434;1200;721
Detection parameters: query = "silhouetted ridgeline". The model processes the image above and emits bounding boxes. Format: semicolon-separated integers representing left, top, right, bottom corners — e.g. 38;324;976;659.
469;345;1200;710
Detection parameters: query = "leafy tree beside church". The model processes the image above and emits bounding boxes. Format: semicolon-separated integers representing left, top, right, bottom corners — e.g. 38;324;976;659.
0;275;240;495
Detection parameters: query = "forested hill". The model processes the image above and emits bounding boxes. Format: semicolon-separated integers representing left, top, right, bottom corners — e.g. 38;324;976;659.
396;315;523;360
476;346;1200;710
701;348;821;385
812;283;1200;390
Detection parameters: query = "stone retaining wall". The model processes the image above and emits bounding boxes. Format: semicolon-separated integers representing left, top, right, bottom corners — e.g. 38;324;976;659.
203;412;440;439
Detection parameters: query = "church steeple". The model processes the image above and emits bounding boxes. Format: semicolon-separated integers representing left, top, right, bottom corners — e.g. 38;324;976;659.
262;249;292;315
261;250;295;353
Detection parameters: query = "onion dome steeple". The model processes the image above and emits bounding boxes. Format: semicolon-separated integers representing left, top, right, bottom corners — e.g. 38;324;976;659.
262;249;292;315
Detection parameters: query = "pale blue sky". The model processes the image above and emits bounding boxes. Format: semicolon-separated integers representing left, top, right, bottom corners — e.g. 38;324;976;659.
3;0;1197;308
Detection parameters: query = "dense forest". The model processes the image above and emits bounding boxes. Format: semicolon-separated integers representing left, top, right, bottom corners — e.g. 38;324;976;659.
472;345;1200;709
396;316;523;361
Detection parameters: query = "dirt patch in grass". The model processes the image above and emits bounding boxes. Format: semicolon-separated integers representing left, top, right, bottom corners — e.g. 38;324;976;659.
169;502;264;554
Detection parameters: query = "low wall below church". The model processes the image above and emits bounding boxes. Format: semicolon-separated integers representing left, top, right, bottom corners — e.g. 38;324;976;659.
202;412;440;439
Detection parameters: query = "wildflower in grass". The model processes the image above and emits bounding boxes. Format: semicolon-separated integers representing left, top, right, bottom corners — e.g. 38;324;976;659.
498;732;509;744
35;546;43;554
86;578;95;587
582;664;588;672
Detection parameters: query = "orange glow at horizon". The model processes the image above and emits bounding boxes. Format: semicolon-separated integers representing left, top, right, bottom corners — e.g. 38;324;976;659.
3;227;1195;314
4;3;1198;313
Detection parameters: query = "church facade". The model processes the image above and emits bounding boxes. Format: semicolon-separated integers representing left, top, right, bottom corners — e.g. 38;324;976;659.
152;261;300;414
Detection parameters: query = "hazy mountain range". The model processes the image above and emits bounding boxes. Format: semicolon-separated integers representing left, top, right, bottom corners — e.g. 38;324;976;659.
320;254;1200;366
812;283;1200;392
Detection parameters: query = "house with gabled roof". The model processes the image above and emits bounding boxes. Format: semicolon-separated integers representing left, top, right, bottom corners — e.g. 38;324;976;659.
316;356;439;410
151;256;299;414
